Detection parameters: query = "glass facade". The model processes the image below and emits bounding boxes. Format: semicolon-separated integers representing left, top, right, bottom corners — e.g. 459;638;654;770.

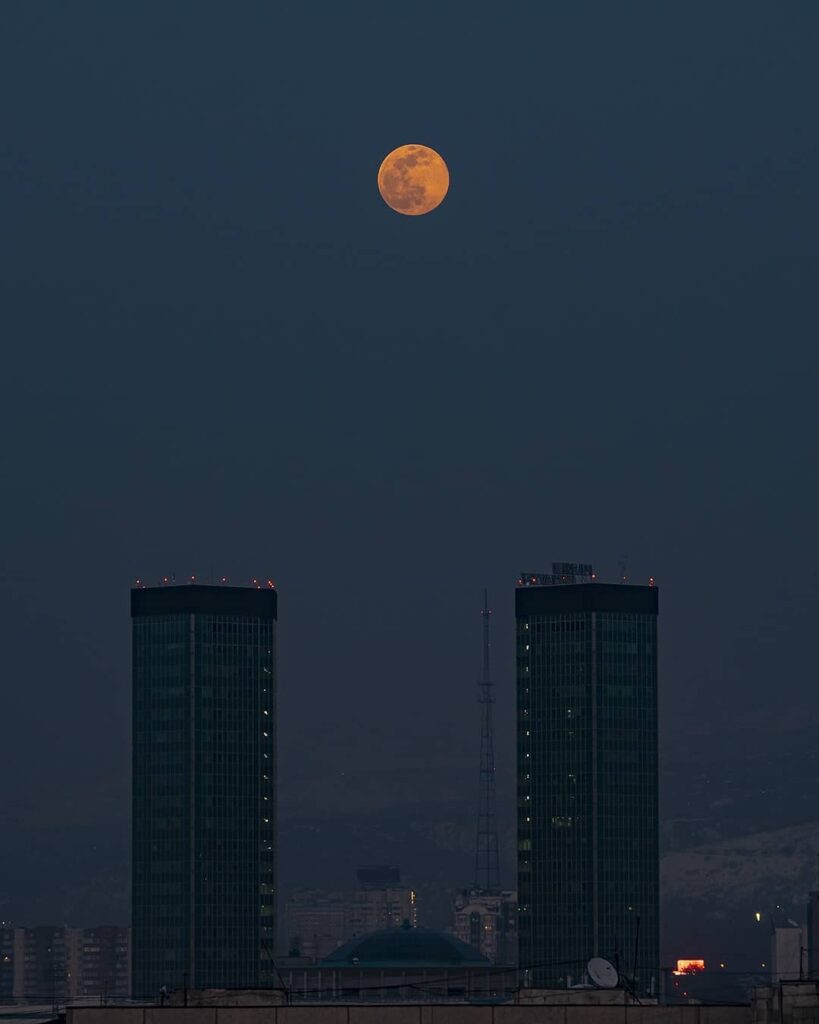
516;583;658;994
131;585;277;999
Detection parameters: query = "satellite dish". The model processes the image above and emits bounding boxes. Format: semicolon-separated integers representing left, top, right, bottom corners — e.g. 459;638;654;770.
588;957;619;989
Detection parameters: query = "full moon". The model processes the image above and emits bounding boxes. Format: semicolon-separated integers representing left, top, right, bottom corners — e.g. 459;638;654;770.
377;144;449;216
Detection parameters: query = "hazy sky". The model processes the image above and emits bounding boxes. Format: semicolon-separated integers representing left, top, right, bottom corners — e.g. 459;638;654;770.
1;1;818;866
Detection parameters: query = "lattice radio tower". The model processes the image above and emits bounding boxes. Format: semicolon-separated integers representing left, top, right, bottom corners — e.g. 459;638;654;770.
474;590;500;893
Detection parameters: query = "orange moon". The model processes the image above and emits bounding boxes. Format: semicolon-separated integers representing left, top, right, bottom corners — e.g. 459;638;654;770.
377;144;449;216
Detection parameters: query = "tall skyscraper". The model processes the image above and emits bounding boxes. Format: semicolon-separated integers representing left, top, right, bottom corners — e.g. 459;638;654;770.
516;564;658;993
131;583;277;998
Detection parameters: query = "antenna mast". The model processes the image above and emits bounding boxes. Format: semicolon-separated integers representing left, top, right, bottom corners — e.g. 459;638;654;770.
474;590;500;893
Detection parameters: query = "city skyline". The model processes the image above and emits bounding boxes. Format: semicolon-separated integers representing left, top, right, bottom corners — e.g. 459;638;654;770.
2;0;819;1005
2;567;818;996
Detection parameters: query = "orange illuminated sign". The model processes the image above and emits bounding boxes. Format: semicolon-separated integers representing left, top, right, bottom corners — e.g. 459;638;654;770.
674;959;705;975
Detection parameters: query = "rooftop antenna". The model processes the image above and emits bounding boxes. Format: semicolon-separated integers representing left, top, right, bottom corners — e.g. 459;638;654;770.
474;590;500;893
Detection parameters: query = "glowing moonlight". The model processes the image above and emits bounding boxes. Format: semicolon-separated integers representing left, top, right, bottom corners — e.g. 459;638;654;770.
378;144;449;216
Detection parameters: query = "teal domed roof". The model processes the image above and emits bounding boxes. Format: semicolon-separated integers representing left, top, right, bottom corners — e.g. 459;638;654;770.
323;925;489;968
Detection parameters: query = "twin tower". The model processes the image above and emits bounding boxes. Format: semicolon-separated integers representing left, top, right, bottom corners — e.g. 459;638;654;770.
131;567;658;998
